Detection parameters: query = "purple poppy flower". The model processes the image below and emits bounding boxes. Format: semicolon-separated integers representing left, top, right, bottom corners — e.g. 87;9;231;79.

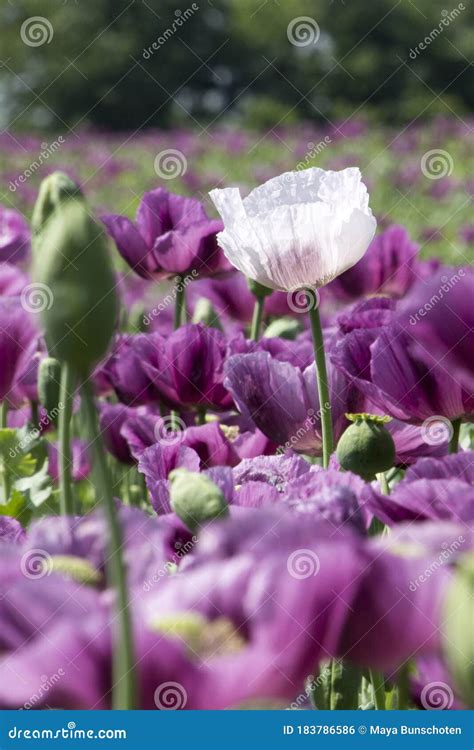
327;224;420;301
0;516;25;543
139;443;201;514
225;348;357;456
138;324;234;410
102;188;228;280
48;440;91;483
365;452;474;525
0;298;39;404
99;402;135;464
0;263;29;295
332;302;473;423
0;205;30;264
396;269;474;394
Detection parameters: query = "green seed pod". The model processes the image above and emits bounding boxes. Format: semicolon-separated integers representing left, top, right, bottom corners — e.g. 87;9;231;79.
169;468;229;533
247;278;273;299
31;171;82;246
442;553;474;708
336;413;395;481
37;356;62;415
264;316;301;340
32;198;118;375
192;298;222;330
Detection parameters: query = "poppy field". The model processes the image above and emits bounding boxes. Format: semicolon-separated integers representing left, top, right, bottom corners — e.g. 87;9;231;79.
0;116;473;715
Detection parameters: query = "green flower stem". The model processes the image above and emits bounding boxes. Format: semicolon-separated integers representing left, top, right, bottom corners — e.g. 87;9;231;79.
81;379;136;710
396;662;411;710
0;402;8;430
377;471;390;495
30;400;39;429
307;293;334;468
250;295;265;341
370;668;386;710
449;418;461;453
196;406;207;425
58;362;75;516
173;275;186;329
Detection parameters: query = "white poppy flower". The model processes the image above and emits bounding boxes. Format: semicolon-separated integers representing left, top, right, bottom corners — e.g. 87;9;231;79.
209;167;377;291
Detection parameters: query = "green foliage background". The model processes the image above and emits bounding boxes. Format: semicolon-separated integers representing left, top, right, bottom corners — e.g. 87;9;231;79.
0;0;472;131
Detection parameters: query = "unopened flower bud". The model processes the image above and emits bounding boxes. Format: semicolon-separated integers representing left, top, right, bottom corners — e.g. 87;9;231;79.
264;316;301;340
336;413;395;481
33;197;118;374
192;298;222;330
37;356;61;415
169;468;229;532
31;171;82;244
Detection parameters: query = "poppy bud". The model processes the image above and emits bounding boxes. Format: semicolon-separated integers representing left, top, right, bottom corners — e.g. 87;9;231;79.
443;553;474;708
32;198;118;374
336;413;395;481
264;317;301;339
37;356;62;416
192;298;222;330
169;468;229;532
31;171;82;243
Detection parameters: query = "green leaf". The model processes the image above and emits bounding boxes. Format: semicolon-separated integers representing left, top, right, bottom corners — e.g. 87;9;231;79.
14;459;53;508
0;489;31;526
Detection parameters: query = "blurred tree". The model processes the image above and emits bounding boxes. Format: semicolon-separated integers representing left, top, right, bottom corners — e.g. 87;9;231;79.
0;0;472;131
